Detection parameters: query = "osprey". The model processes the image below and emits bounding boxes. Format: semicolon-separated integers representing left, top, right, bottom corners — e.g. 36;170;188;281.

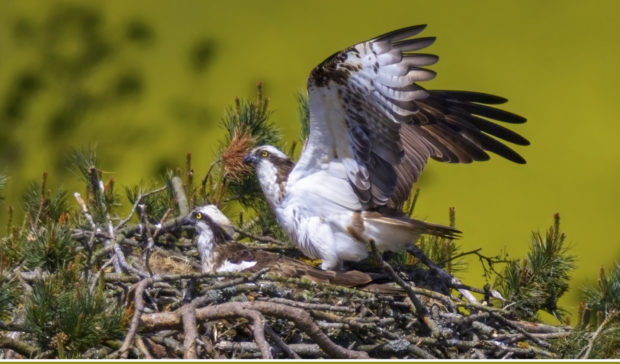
187;205;392;289
243;25;528;270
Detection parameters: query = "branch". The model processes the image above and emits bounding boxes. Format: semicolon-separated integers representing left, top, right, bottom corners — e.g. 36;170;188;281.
140;301;369;359
181;305;198;359
171;176;189;216
0;334;39;358
406;245;479;303
112;278;153;359
265;297;355;313
216;341;324;358
264;324;301;359
115;185;167;230
232;226;288;246
580;310;618;359
369;240;440;337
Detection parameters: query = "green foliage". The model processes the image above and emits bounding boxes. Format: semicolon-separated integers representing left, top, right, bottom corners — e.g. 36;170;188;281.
416;206;466;274
67;146;99;187
24;269;125;358
214;84;282;207
67;147;109;220
125;175;176;223
389;190;467;274
220;83;280;149
0;269;19;321
0;174;7;201
297;92;310;142
498;214;576;322
552;263;620;359
22;175;69;225
201;85;285;239
21;224;80;271
577;262;620;358
582;263;620;320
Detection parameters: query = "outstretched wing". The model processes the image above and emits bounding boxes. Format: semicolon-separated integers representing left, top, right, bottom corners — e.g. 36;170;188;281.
295;24;528;210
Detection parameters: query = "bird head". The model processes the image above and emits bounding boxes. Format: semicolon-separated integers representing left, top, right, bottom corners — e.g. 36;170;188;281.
187;205;234;244
243;145;295;205
242;145;291;168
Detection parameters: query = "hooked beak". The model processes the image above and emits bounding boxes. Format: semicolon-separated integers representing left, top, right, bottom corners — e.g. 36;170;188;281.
180;214;194;225
243;154;257;165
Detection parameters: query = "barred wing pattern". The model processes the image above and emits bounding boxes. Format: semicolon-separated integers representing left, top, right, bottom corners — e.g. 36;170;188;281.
303;25;528;210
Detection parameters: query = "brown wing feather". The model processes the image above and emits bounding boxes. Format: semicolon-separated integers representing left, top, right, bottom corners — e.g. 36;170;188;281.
223;242;377;288
307;25;529;210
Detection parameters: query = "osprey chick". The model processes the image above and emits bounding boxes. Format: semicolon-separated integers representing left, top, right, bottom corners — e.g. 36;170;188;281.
187;205;388;288
244;25;528;270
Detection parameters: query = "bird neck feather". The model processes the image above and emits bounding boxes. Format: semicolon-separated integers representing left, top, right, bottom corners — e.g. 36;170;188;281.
255;158;293;207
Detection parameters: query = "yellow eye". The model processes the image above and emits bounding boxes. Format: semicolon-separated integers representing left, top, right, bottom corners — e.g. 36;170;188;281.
260;150;269;158
195;212;203;220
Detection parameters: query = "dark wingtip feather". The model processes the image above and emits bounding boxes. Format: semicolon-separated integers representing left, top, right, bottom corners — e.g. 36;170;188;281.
393;37;436;52
457;101;527;124
374;24;428;42
491;143;527;164
432;90;508;104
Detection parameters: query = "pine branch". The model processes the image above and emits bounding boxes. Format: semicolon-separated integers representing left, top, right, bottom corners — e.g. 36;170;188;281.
297;92;309;142
0;174;7;202
498;213;576;321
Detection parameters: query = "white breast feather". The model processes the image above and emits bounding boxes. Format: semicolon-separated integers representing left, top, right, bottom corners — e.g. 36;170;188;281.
217;260;257;273
196;221;216;273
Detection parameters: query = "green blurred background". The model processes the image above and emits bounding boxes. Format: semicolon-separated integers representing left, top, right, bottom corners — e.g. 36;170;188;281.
1;0;619;322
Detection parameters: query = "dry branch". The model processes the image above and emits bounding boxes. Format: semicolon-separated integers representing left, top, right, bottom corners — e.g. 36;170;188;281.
140;301;369;359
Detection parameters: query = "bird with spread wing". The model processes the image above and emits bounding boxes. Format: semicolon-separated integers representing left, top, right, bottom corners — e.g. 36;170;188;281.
243;25;528;270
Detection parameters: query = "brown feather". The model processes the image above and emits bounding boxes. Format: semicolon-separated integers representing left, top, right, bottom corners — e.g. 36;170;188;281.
307;25;528;210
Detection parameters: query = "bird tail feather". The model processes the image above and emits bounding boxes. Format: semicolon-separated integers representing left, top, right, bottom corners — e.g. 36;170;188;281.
361;212;460;252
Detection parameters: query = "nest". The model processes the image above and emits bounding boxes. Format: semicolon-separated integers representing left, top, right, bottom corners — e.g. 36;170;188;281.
70;208;571;359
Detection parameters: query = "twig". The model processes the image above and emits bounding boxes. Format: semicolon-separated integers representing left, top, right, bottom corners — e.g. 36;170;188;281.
73;192;98;256
232;226;288;246
113;278;153;359
120;214;189;238
490;311;551;348
134;337;154;359
89;257;115;293
216;341;325;358
265;297;355;313
73;192;96;230
191;268;269;308
138;204;154;276
171;176;189;216
370;240;440;337
357;339;437;359
264;324;301;359
0;322;31;333
580;310;617;359
406;245;478;303
0;334;39;358
102;268;268;285
507;319;571;334
200;159;220;191
115;185;167;230
112;238;150;278
243;308;273;359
